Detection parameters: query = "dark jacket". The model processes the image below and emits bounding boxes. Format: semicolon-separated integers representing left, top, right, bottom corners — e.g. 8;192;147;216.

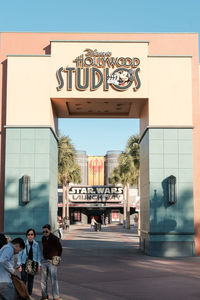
0;233;7;249
42;233;62;259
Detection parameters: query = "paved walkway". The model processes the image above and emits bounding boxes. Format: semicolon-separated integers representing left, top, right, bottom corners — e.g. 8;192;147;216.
30;224;200;300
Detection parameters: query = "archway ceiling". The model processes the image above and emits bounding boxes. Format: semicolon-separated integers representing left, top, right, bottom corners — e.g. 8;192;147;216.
51;98;147;118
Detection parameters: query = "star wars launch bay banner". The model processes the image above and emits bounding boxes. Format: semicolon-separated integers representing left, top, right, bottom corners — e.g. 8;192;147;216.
69;186;123;202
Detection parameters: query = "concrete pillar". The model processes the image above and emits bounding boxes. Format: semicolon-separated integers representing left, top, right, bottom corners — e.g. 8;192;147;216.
4;127;58;238
140;128;194;256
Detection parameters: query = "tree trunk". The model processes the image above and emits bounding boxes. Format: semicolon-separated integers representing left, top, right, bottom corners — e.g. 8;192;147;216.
123;185;126;228
138;211;141;236
66;185;69;219
138;169;140;196
138;169;140;235
126;183;130;229
62;183;66;218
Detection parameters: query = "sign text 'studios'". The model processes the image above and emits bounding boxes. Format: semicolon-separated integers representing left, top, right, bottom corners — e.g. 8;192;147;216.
56;49;141;92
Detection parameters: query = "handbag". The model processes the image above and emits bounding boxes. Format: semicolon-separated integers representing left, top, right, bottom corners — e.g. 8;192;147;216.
11;274;30;299
25;259;38;275
52;256;61;266
25;245;38;275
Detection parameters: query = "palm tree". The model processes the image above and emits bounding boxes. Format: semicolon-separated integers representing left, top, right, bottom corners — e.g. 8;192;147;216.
119;153;137;229
126;134;140;233
126;135;140;176
109;152;137;228
58;135;81;218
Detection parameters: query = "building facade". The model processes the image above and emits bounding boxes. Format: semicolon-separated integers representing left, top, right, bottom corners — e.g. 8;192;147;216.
0;32;199;256
58;151;139;224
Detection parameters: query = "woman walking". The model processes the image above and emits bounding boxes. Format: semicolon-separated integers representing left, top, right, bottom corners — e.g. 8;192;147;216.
91;216;98;232
17;228;41;296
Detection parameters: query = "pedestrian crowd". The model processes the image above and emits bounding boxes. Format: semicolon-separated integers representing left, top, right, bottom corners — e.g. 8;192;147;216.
58;216;70;232
0;223;63;300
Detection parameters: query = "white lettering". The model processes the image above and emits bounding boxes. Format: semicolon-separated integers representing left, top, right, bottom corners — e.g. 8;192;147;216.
118;188;123;194
96;187;105;193
70;187;76;194
111;188;117;193
104;188;111;194
88;188;95;194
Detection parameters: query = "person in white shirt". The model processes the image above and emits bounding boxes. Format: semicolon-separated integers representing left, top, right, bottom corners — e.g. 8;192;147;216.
91;217;98;231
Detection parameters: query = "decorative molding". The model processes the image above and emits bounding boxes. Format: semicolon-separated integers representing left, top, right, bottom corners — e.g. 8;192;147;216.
148;55;192;58
50;40;149;43
7;54;51;57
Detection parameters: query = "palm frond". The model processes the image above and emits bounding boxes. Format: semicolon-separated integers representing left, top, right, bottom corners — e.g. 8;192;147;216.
58;135;82;185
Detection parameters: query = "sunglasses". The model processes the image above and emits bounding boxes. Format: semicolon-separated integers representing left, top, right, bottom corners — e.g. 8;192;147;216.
43;230;49;234
27;233;34;236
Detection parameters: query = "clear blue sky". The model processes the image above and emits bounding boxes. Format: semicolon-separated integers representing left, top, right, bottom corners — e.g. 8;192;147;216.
0;0;200;155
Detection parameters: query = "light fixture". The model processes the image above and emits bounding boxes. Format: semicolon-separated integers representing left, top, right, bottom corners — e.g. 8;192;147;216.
168;175;176;204
22;175;30;203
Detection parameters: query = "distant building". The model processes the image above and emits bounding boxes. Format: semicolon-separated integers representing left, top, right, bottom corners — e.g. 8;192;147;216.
58;151;139;224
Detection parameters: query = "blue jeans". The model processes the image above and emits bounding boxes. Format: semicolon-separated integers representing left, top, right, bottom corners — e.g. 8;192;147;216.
0;282;15;300
91;225;95;231
41;259;59;299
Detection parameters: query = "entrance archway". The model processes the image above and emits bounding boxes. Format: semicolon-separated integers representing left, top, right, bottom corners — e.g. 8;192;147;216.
0;32;199;257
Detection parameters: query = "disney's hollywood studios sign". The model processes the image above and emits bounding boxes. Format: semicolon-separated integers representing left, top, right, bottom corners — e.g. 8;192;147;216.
56;49;141;92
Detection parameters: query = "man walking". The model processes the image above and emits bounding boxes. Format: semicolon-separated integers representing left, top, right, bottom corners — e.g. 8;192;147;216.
41;224;62;300
0;237;25;300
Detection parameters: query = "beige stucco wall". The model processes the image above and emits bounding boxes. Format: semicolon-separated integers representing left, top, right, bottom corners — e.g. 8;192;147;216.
6;42;193;130
148;56;193;127
140;100;148;135
199;65;200;93
6;56;54;128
